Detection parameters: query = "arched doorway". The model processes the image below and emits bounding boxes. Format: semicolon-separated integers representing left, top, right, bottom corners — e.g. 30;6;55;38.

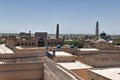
38;38;45;47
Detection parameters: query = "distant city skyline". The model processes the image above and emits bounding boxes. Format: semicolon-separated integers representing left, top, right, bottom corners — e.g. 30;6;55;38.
0;0;120;34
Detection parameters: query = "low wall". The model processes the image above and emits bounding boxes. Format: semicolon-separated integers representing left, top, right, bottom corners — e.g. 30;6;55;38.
79;50;120;55
0;53;45;59
0;63;44;80
0;53;45;64
44;57;83;80
80;53;120;67
14;47;46;54
53;56;76;62
48;47;78;54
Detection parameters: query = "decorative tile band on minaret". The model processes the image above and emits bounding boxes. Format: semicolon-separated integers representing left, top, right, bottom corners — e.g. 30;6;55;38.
56;24;59;39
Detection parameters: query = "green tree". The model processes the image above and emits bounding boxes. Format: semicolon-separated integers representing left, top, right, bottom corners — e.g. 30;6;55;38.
114;41;120;45
65;40;83;48
0;40;4;44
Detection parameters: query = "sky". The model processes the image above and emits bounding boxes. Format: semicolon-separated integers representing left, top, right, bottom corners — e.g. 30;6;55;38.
0;0;120;34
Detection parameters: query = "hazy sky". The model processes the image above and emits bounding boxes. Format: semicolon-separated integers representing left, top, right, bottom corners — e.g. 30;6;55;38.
0;0;120;34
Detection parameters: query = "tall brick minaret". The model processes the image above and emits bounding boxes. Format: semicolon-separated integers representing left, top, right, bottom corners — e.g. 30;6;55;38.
56;24;59;39
95;21;99;39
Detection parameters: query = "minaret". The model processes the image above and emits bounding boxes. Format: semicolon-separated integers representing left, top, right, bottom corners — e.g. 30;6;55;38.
29;30;31;37
56;24;59;39
95;21;99;39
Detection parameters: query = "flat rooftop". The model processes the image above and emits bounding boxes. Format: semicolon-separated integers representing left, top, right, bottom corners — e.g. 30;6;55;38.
58;61;92;70
48;51;74;57
0;44;14;54
90;67;120;80
79;48;99;51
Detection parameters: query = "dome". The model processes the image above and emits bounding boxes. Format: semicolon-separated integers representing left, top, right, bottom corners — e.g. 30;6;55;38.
57;45;61;48
100;31;106;36
70;44;74;48
95;39;107;44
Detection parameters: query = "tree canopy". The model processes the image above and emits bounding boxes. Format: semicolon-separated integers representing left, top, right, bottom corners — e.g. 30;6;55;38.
65;40;83;48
